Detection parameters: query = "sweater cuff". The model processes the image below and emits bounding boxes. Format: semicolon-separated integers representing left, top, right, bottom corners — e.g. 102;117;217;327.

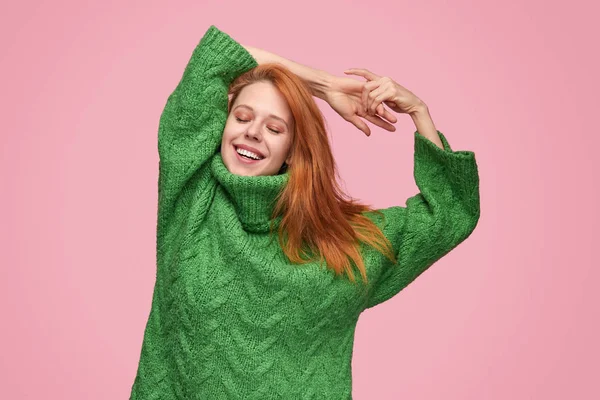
414;130;476;163
413;130;480;216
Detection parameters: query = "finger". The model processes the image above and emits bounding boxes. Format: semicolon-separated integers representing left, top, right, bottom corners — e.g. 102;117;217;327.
362;81;381;116
375;103;397;124
363;113;396;132
371;87;399;119
366;85;388;116
344;68;381;82
380;106;397;123
348;115;371;136
352;68;382;81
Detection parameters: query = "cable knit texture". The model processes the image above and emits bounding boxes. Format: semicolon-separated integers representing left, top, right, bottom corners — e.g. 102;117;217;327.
129;25;481;400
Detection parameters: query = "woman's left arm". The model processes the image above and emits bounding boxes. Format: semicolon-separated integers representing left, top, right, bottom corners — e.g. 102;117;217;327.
365;129;480;309
336;69;480;309
409;105;444;149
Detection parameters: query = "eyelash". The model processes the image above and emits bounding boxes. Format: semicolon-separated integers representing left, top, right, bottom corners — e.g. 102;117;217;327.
235;117;281;134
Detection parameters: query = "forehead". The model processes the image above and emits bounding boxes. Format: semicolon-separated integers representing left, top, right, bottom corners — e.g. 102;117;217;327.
233;82;292;121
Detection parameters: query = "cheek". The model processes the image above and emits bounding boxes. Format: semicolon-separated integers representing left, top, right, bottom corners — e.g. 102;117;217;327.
221;124;238;142
267;138;289;157
220;131;229;148
220;129;236;155
281;138;293;156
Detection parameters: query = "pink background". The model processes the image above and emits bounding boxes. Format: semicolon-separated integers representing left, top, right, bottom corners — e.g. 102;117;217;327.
2;0;598;398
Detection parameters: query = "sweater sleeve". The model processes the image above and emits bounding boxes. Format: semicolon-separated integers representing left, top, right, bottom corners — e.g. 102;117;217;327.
156;25;257;239
129;275;176;399
365;130;480;309
129;26;257;398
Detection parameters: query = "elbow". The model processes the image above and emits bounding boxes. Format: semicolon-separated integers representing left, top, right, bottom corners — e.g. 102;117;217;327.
457;198;481;242
439;198;480;248
464;208;480;241
456;181;481;240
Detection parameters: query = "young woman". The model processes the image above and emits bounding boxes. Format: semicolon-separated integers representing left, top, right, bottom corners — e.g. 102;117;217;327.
130;25;480;399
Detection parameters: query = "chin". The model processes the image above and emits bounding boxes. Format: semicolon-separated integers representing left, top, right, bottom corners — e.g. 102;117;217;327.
225;149;278;177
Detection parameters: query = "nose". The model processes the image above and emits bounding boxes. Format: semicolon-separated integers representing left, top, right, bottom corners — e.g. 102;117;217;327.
245;124;262;141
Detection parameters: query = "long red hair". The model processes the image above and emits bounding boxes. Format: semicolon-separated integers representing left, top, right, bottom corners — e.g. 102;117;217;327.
228;63;396;284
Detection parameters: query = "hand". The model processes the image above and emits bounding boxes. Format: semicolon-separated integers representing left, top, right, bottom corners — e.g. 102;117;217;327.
325;75;398;137
343;68;426;116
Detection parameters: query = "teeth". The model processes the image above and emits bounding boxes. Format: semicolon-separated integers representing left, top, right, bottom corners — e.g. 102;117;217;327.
236;147;263;160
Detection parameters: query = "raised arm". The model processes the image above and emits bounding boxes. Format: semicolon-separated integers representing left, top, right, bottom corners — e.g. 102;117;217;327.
240;44;333;101
156;25;257;240
365;128;480;309
338;69;480;309
131;26;257;399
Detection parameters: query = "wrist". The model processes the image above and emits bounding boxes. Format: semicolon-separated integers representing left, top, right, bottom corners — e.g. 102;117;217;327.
308;70;334;101
408;103;444;149
409;101;429;118
409;104;434;129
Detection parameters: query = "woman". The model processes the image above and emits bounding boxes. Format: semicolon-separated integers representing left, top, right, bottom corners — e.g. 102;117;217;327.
130;25;480;399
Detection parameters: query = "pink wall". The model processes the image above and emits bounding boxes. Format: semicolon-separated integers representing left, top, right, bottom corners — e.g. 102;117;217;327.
2;0;598;398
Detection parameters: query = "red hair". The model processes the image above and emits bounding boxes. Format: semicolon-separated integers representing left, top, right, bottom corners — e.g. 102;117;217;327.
228;63;396;284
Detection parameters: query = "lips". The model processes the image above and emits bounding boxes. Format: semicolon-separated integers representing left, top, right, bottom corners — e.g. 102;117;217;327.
234;143;265;159
234;148;261;164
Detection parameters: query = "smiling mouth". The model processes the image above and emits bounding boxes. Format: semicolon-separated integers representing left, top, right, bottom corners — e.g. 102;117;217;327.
233;145;265;163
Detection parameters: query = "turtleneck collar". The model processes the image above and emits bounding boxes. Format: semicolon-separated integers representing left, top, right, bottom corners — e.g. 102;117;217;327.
210;152;289;233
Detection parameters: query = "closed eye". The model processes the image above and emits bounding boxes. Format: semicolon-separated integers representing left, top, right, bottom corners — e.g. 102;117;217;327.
236;117;281;134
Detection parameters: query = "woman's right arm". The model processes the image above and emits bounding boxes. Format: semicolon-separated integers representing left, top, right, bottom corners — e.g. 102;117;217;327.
132;28;256;397
157;25;257;240
240;44;333;101
129;277;175;399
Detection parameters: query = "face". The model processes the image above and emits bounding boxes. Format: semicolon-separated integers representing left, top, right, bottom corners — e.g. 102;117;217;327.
221;81;294;177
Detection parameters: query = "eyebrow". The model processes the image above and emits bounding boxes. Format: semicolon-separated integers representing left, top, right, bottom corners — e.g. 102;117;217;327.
233;104;289;129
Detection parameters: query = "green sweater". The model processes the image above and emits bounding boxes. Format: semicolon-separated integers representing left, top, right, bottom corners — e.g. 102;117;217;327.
129;25;480;400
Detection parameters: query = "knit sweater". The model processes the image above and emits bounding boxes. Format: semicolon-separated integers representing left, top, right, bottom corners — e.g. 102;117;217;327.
129;25;480;400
